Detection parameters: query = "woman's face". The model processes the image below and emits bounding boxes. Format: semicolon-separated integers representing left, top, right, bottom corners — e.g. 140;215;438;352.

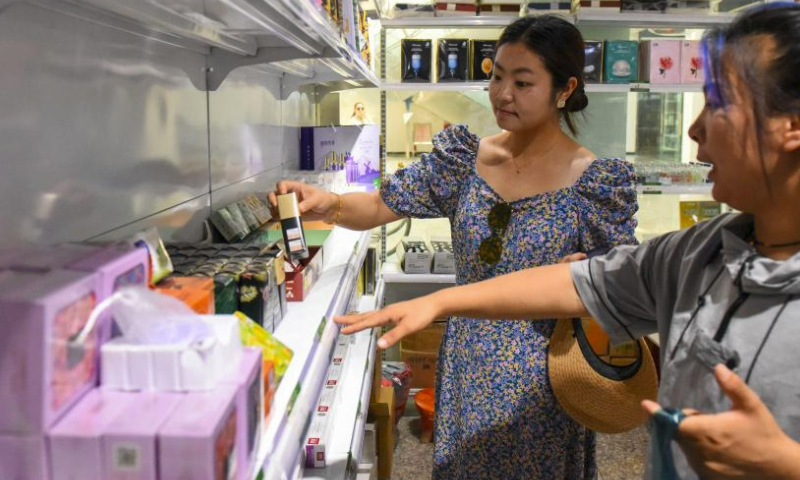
688;74;786;213
489;42;560;132
355;103;365;120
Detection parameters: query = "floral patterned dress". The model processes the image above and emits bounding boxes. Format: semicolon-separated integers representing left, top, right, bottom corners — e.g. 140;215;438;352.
380;125;638;480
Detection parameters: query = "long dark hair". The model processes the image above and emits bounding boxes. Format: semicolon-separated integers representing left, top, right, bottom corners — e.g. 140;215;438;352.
703;3;800;190
497;15;589;136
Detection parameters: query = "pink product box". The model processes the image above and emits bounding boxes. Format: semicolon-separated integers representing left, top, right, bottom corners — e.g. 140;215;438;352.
48;390;137;480
642;40;682;84
0;434;49;480
102;393;183;480
0;270;101;435
680;40;704;84
158;385;240;480
218;348;264;480
67;245;149;341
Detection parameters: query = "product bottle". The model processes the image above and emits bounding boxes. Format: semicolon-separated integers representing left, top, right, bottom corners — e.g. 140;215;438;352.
277;193;309;260
345;151;358;184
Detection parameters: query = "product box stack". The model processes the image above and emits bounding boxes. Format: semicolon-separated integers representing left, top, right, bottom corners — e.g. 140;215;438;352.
582;38;704;85
0;240;276;480
401;38;498;83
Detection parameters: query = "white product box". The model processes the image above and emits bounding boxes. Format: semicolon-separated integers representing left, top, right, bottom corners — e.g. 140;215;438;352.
398;237;433;274
101;315;242;392
430;236;456;275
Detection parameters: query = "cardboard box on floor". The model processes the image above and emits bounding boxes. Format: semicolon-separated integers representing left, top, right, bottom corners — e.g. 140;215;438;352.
400;322;446;389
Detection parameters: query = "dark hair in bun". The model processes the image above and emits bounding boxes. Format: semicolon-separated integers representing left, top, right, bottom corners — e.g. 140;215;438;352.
498;14;588;135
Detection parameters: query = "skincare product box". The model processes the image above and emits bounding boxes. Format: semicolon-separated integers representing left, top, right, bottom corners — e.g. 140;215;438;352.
578;0;622;10
67;245;149;341
430;236;456;275
154;276;215;314
479;3;523;15
435;1;478;15
48;390;136;480
584;40;604;83
402;39;433;82
219;348;264;479
680;40;704;84
438;39;470;82
640;40;681;84
305;386;337;468
100;315;242;392
277;193;309;261
526;1;572;11
101;393;183;480
299;125;380;191
158;385;240;480
285;246;324;302
471;40;497;81
0;434;49;480
0;269;100;434
604;40;639;84
398;237;433;274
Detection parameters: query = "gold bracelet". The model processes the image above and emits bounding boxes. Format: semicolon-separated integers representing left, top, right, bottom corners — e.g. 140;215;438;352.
326;193;343;225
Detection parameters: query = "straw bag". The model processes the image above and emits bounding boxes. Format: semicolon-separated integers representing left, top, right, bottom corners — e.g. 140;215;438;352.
548;247;658;434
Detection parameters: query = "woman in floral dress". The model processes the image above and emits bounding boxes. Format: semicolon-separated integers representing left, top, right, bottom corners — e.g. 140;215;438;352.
270;15;637;479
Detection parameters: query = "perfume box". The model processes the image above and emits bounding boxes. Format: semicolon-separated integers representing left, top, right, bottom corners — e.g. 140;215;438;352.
640;40;681;84
471;40;497;81
158;385;240;480
0;269;101;434
402;39;433;82
48;390;136;480
680;40;705;84
102;393;183;480
621;0;667;11
584;40;604;83
219;348;264;479
438;39;469;82
604;40;639;84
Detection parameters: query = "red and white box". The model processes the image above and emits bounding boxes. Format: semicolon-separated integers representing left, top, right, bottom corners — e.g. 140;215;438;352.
435;2;478;15
680;40;705;84
641;40;682;84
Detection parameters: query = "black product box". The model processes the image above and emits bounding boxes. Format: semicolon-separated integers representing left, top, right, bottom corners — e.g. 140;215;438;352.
438;39;470;82
401;39;433;82
213;273;238;315
471;40;497;81
584;41;604;84
238;262;278;332
621;0;667;11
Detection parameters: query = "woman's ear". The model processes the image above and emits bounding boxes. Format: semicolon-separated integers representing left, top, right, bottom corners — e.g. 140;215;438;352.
561;77;578;102
781;115;800;153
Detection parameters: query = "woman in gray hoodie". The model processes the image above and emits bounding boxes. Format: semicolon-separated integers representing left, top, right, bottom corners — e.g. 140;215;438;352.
338;3;800;478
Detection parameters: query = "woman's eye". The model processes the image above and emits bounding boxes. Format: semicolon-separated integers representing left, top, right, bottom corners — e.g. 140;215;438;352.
515;81;530;88
492;74;502;82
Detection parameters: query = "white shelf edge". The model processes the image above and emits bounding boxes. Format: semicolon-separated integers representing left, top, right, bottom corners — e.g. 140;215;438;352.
380;82;702;93
637;184;713;195
381;15;525;28
381;263;456;284
252;228;371;480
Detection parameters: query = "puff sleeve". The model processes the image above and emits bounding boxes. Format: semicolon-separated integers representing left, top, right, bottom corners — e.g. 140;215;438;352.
380;125;478;219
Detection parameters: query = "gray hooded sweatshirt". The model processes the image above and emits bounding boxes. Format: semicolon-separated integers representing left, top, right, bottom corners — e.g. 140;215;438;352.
571;213;800;479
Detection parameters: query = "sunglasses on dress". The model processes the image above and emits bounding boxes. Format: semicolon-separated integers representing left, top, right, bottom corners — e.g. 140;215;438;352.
478;202;512;265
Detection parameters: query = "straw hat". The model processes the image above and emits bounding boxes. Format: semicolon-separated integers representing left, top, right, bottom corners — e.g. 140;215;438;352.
548;318;658;434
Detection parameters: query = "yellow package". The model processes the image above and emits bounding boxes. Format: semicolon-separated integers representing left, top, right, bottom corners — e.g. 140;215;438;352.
235;312;293;386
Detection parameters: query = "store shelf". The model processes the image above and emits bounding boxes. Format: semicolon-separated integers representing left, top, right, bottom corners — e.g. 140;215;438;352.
382;262;456;284
252;228;372;480
381;81;488;91
574;10;737;27
379;82;702;93
381;15;530;28
637;184;713;195
49;0;378;91
303;281;384;480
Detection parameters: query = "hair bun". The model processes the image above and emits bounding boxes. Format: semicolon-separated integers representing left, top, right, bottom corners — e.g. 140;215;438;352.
567;85;589;113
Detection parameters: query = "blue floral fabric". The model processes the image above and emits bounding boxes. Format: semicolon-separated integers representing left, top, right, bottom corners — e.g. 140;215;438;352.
381;125;638;479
